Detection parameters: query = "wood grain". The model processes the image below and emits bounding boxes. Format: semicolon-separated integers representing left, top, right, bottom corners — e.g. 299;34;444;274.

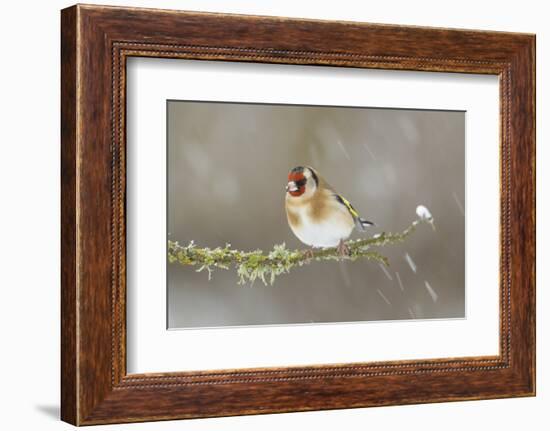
60;5;78;425
61;4;535;425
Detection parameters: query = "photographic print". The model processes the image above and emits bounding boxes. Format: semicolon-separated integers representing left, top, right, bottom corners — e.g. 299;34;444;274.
61;6;535;423
167;101;465;329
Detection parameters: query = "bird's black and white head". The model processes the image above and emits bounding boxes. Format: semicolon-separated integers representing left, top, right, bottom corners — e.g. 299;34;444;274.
286;166;319;199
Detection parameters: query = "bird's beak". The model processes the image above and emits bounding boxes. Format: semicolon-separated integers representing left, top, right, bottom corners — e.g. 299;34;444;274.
286;181;298;192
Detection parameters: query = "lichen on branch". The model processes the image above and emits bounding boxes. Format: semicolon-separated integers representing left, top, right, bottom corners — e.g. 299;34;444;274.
168;206;434;286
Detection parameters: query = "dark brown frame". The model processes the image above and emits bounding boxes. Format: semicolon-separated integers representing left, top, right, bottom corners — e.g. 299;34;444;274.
61;4;535;426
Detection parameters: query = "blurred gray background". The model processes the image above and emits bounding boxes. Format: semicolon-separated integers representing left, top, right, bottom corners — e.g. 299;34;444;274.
167;101;465;329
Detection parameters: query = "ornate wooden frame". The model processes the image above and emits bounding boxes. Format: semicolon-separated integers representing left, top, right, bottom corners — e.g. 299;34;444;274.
61;4;535;425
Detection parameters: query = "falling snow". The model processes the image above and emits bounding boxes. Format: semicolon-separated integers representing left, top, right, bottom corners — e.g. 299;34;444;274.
336;140;351;160
404;252;417;273
424;281;438;302
377;289;391;306
379;263;393;281
452;192;465;216
395;272;405;292
363;142;377;161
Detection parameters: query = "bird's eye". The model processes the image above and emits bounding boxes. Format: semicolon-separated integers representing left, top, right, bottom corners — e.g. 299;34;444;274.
295;178;307;188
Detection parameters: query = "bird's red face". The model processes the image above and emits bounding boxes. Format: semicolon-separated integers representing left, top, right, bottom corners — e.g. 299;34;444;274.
286;167;307;197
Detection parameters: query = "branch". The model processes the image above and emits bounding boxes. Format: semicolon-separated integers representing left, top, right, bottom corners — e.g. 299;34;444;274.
168;206;434;285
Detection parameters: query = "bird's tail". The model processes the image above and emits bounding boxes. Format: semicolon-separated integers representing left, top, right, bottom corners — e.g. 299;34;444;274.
357;217;375;231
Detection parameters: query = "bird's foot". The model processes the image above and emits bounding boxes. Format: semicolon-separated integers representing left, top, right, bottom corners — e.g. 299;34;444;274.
303;248;315;261
337;239;351;258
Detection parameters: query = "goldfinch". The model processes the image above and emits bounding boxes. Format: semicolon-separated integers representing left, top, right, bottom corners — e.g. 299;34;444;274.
285;166;374;256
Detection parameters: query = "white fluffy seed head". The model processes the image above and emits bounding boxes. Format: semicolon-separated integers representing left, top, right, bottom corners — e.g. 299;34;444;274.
416;205;433;221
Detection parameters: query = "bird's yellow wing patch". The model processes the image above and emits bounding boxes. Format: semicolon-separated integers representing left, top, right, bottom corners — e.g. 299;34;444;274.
335;194;359;218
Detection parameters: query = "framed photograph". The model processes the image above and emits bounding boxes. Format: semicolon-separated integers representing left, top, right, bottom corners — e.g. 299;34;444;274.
61;4;535;425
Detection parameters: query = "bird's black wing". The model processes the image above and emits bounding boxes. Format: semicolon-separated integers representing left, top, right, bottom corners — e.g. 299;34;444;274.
334;194;375;231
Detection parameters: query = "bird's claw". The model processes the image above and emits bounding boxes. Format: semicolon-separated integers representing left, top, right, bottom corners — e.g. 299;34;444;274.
303;248;315;261
337;240;351;258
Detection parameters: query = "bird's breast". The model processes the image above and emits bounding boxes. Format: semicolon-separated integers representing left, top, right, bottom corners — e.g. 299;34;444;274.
286;200;354;248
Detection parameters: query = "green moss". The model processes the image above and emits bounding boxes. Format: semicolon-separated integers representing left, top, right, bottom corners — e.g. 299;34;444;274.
168;217;432;286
